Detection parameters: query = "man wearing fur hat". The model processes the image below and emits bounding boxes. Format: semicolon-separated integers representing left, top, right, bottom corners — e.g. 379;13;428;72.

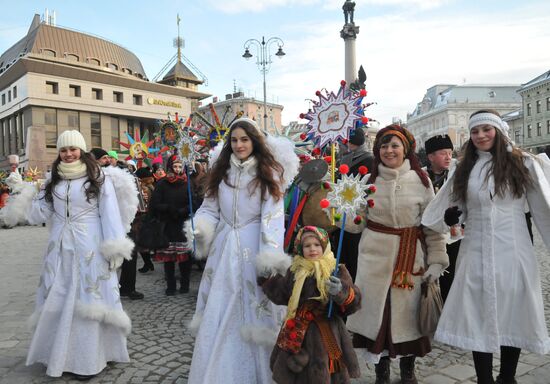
424;134;459;301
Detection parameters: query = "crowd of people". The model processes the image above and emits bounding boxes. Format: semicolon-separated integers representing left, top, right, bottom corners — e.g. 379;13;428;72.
1;109;549;384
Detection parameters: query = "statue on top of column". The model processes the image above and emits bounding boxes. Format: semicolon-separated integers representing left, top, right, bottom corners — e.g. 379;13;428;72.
343;0;356;25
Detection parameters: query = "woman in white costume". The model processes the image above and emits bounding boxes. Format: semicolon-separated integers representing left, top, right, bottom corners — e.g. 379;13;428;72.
422;110;550;384
26;130;134;380
187;118;298;384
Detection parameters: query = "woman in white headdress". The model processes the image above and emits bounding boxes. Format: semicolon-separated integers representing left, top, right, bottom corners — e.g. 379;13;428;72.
422;109;550;384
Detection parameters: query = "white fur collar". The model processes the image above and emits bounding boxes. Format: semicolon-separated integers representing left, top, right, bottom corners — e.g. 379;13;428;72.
378;158;411;179
230;154;257;171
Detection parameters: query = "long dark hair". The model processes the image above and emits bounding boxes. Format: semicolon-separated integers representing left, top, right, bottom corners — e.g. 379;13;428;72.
368;124;430;188
44;151;103;203
204;120;284;201
452;110;533;203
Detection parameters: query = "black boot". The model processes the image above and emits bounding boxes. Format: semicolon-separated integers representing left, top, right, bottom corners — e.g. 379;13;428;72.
374;356;390;384
164;262;176;295
495;376;517;384
138;252;154;273
399;356;418;384
179;258;192;293
495;346;521;384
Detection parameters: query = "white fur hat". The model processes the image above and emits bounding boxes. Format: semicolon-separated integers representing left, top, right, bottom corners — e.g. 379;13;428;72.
7;154;19;164
57;130;87;152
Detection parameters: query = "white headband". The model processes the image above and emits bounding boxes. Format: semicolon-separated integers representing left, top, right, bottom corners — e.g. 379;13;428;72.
229;117;265;135
468;112;510;137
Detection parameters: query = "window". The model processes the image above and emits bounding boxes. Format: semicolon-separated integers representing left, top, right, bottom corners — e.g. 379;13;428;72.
547;120;550;135
87;58;100;66
17;113;24;149
13;86;16;99
46;81;58;95
90;113;101;147
527;124;532;138
113;91;123;103
58;110;79;132
92;88;103;100
106;63;118;70
127;119;135;138
547;97;550;111
69;84;81;97
122;68;132;75
132;94;142;105
1;119;7;155
0;119;4;156
1;94;4;105
527;103;532;116
42;49;56;57
537;100;542;113
65;54;79;62
8;90;11;102
515;130;521;143
44;108;57;148
537;122;542;136
111;116;120;150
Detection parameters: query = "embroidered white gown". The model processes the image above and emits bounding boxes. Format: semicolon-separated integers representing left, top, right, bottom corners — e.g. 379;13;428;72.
188;155;286;384
423;151;550;354
26;174;131;377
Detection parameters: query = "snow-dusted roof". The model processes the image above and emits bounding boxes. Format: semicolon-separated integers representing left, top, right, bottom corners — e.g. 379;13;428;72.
519;70;550;92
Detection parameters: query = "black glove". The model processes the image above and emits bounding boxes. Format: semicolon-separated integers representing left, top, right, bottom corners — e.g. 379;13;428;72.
444;206;462;226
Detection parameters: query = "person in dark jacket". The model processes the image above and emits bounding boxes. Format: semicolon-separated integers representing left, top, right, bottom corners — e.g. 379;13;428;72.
148;154;193;295
331;127;373;281
259;226;361;384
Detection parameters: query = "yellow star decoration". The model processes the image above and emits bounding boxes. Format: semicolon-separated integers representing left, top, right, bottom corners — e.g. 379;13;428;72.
180;143;191;158
341;186;357;203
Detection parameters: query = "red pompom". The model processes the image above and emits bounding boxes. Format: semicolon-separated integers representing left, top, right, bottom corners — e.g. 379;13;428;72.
320;199;330;209
315;90;321;97
289;331;298;340
197;139;207;146
189;131;195;137
368;185;377;193
323;156;332;164
341;138;348;145
340;80;347;87
322;181;331;191
360;89;367;97
312;148;321;156
367;199;375;208
358;165;368;175
339;164;350;175
300;133;307;140
286;319;296;329
299;113;305;119
354;215;362;225
361;116;369;124
304;311;315;321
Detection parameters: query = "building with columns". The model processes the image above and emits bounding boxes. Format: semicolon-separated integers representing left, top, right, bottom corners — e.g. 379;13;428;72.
407;84;521;150
0;14;209;172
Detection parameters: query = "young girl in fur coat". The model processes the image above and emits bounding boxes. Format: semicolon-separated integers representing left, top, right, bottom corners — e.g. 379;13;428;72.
259;226;361;384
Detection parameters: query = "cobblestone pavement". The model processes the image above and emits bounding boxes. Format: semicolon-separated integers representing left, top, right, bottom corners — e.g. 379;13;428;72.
1;225;549;383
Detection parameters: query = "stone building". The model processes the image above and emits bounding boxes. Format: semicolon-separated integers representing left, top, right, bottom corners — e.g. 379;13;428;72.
517;70;550;152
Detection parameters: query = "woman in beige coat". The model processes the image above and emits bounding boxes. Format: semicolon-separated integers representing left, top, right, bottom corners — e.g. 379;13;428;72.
337;125;448;384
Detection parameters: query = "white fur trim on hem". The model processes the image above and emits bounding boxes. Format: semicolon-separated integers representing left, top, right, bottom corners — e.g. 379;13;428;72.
191;216;217;260
100;237;134;265
240;325;278;347
187;312;203;336
75;302;132;335
256;251;292;277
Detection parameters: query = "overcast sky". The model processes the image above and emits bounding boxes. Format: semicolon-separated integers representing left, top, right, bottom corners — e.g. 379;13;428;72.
1;0;549;126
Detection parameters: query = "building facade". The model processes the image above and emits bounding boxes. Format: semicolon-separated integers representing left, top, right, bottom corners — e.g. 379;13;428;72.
407;84;521;149
0;15;209;172
199;92;283;135
517;70;550;152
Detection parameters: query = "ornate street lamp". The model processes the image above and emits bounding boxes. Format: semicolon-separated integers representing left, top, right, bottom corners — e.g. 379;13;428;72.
242;36;285;133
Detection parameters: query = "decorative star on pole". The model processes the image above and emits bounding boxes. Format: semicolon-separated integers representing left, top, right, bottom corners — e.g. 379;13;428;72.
302;83;364;148
325;172;370;217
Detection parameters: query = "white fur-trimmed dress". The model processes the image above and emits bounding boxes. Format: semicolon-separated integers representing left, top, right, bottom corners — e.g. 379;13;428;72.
187;153;295;384
25;172;134;377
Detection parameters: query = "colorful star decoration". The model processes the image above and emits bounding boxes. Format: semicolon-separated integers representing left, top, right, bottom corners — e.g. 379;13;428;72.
302;83;364;148
176;131;200;166
118;130;166;168
326;173;371;216
23;167;42;182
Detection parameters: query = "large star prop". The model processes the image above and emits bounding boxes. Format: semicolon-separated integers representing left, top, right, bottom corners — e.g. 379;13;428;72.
326;173;370;216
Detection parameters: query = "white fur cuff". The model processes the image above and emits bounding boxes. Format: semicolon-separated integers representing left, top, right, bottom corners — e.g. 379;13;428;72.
100;237;134;267
75;302;132;335
190;216;217;260
256;251;292;277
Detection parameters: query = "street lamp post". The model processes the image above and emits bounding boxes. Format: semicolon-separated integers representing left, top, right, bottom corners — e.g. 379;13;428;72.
242;36;285;134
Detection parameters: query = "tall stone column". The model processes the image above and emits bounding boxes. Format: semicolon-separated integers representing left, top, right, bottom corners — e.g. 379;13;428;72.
341;1;360;85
